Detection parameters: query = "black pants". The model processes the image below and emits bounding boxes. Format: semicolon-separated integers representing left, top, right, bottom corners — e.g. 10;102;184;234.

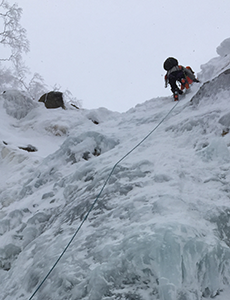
168;70;185;93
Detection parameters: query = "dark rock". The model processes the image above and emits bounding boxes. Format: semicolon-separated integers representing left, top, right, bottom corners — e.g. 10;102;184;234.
38;91;66;109
91;119;99;125
3;261;11;271
19;144;37;152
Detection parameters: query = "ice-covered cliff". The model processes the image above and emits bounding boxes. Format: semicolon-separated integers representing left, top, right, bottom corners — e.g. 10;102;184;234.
1;39;230;300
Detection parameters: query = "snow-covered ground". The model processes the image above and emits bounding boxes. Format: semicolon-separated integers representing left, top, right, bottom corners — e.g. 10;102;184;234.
1;38;230;300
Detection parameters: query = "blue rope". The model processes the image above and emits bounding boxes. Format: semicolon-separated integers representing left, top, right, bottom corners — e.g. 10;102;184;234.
28;100;179;300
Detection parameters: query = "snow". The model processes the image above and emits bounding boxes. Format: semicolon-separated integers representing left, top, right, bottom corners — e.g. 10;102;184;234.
1;38;230;299
217;38;230;57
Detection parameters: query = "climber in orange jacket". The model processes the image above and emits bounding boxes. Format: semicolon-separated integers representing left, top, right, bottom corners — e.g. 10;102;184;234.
163;57;199;101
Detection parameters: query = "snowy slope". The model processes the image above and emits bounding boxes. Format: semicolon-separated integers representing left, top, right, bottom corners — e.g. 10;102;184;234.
1;38;230;300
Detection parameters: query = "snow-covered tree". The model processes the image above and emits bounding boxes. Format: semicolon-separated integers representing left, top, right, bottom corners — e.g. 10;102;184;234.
0;0;28;86
0;0;29;60
0;0;46;99
0;1;81;105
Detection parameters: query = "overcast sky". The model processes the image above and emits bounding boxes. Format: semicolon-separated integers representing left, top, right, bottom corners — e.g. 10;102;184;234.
15;0;230;112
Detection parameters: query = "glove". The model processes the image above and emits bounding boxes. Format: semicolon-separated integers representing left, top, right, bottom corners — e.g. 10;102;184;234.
193;78;200;83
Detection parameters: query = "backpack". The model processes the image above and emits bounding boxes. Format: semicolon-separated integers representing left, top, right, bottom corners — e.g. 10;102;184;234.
163;57;178;71
185;66;195;74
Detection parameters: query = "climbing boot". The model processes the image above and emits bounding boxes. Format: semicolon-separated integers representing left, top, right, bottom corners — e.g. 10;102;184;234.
174;91;178;101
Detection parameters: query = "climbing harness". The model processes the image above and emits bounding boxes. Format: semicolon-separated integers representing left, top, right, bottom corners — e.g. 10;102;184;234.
28;100;180;300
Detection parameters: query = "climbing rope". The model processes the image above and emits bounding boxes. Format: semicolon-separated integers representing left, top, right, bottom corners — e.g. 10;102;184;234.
28;99;179;300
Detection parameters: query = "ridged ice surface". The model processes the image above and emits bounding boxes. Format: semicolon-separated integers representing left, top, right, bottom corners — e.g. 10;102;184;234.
1;39;230;300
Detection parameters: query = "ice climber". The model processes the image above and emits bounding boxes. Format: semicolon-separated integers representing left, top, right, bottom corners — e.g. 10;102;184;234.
163;57;199;101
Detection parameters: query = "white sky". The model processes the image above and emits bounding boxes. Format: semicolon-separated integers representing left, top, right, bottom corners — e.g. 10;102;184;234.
15;0;230;112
